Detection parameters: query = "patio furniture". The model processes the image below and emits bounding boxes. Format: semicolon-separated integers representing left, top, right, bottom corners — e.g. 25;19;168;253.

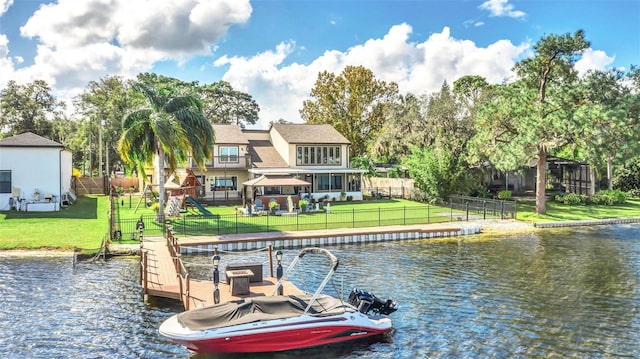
254;199;264;211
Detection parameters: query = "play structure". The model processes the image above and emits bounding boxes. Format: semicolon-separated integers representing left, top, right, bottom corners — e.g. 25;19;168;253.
133;169;213;217
163;169;213;217
185;195;213;216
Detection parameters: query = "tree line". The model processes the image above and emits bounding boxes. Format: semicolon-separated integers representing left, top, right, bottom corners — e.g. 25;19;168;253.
1;30;638;215
301;30;640;214
0;73;260;177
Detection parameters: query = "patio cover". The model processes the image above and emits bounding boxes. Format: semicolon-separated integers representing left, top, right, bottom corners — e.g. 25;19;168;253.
243;175;310;187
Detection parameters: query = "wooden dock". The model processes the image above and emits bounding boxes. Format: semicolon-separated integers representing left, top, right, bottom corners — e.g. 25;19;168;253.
140;231;303;310
140;223;478;310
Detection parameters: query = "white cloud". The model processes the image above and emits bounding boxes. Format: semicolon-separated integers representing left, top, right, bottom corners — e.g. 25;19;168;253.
0;0;12;16
479;0;526;18
8;0;251;92
0;34;15;85
575;48;615;76
216;25;528;128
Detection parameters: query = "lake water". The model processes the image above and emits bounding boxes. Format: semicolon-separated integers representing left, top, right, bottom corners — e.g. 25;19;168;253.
1;224;639;358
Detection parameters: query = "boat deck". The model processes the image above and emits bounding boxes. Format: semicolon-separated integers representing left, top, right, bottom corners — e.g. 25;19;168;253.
141;235;304;309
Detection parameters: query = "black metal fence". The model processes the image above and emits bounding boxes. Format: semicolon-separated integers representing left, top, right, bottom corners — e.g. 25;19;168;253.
114;196;517;239
117;205;458;238
448;195;517;220
362;186;412;199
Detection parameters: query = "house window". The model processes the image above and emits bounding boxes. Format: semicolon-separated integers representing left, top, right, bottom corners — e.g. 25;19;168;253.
331;174;343;190
316;174;343;191
212;176;237;191
347;174;361;191
317;175;329;191
296;146;341;166
219;146;239;163
0;170;10;193
263;186;280;195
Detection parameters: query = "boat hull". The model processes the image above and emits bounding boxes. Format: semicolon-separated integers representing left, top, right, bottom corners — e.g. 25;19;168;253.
160;312;392;353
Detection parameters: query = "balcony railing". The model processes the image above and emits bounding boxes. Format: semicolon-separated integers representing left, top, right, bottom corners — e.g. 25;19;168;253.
199;155;252;169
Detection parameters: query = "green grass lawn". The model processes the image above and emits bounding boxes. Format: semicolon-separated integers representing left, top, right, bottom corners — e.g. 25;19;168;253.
517;199;640;222
0;195;110;251
2;194;639;251
115;198;455;237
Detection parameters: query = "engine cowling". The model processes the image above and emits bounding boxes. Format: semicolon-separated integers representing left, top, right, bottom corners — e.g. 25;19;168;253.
348;288;398;315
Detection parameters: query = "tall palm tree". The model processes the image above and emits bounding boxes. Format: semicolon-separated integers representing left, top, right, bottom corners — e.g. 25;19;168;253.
118;75;215;222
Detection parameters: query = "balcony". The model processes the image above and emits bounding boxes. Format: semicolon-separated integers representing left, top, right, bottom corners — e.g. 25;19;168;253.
202;155;252;169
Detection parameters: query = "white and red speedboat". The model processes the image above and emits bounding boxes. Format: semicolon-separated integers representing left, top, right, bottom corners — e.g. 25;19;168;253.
159;247;397;353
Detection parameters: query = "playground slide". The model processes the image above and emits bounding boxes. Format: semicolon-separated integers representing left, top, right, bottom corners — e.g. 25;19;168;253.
186;196;213;216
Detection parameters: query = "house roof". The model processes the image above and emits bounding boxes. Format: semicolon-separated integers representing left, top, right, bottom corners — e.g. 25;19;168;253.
0;132;64;148
271;124;350;144
243;175;311;187
248;140;289;168
212;124;249;145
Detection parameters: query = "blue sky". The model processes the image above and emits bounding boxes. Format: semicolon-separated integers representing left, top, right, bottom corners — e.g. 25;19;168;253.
1;0;638;128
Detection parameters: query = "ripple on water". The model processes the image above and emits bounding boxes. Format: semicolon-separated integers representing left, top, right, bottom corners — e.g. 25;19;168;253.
1;224;639;358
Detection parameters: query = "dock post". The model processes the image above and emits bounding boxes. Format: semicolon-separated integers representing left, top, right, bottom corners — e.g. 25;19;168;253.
72;247;78;269
185;265;191;311
142;250;149;302
212;255;220;304
276;250;283;295
268;243;274;278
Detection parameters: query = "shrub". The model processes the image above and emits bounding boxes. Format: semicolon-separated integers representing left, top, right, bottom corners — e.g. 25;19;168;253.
472;188;491;198
298;199;308;209
627;189;640;199
497;189;512;200
589;193;612;205
409;188;435;203
555;193;586;205
613;156;640;192
590;190;627;205
149;202;160;213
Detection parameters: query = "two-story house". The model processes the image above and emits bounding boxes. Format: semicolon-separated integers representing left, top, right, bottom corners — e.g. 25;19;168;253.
164;123;364;208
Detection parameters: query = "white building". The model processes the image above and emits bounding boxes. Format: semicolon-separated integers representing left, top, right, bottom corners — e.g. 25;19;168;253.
0;132;72;211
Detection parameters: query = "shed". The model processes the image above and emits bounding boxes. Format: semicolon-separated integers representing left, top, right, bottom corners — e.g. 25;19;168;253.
0;132;73;211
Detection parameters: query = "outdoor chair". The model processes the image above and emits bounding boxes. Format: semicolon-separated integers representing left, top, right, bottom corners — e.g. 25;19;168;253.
254;199;264;211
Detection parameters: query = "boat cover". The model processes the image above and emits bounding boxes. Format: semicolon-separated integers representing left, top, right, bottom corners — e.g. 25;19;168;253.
177;294;355;331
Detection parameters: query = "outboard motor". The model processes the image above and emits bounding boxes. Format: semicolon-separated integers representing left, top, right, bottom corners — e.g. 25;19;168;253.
348;288;398;315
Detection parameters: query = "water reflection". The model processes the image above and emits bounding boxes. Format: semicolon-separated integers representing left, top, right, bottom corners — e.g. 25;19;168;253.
0;224;638;358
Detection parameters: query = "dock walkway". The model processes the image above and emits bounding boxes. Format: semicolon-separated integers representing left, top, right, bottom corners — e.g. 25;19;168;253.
140;223;479;310
140;232;303;310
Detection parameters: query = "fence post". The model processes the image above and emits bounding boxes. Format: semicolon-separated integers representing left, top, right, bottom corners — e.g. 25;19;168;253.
483;201;487;219
378;207;381;226
235;212;238;234
403;206;406;225
501;201;505;219
217;214;220;235
465;202;469;221
450;200;453;221
352;208;355;228
427;204;430;223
